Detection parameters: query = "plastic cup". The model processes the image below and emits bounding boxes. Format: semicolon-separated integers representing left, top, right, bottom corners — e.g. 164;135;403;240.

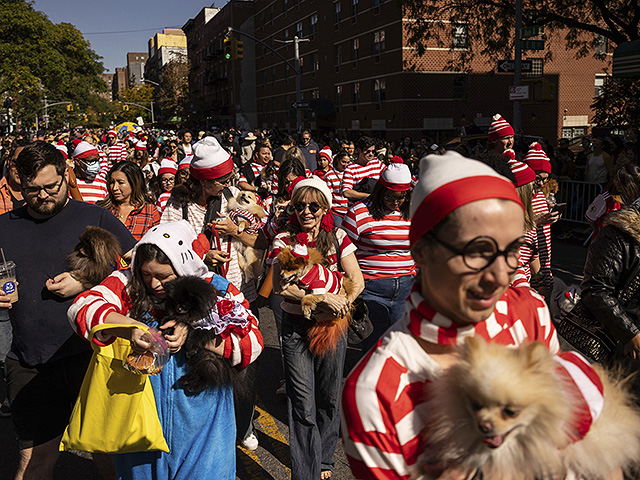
0;261;18;303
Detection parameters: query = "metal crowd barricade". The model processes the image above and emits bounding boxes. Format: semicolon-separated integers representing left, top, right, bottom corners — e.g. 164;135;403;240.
556;180;603;225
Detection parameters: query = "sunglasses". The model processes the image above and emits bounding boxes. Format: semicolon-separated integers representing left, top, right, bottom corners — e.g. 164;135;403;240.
293;201;321;214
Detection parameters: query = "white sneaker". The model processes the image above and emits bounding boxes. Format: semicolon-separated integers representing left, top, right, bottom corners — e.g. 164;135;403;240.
241;433;259;451
276;380;286;396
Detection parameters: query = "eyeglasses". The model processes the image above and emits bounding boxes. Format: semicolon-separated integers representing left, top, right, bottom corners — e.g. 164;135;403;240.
293;201;321;214
429;234;534;272
161;177;175;184
383;193;407;204
535;175;549;185
23;177;65;196
211;176;232;186
363;148;376;156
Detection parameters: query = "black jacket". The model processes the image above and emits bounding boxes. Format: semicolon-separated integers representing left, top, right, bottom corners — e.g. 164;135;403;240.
581;206;640;344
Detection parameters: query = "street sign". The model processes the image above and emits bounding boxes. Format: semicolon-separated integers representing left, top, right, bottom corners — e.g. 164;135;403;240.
497;59;533;73
522;40;544;51
291;101;310;109
522;26;542;38
509;85;530;100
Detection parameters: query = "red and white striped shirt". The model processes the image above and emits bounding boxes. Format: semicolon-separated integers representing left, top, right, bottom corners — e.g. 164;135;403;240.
68;269;263;369
76;176;108;204
532;191;553;289
238;162;265;185
299;264;344;295
107;142;127;165
342;159;386;201
512;228;539;289
156;191;171;213
324;168;349;216
271;229;356;317
341;286;559;480
342;201;415;279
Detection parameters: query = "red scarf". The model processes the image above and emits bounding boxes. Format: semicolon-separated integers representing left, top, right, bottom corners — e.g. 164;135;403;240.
406;281;488;345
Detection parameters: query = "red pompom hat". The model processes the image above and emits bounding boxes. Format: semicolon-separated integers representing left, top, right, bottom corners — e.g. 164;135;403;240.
523;142;552;173
409;151;523;246
379;156;412;191
508;158;536;187
488;114;515;141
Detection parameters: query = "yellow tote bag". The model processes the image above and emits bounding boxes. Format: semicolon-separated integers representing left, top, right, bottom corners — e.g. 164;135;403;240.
59;323;169;453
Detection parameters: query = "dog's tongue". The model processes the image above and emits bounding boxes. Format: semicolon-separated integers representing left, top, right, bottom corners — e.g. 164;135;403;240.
482;435;504;448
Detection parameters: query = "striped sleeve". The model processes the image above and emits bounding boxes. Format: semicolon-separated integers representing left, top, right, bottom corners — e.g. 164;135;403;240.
68;270;131;346
532;191;553;288
221;282;264;368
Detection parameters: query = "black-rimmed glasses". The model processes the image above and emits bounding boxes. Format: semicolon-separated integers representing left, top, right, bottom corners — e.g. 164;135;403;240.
429;234;535;272
22;177;65;196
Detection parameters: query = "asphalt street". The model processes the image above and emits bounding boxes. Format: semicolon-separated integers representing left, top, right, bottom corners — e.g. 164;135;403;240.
0;232;589;480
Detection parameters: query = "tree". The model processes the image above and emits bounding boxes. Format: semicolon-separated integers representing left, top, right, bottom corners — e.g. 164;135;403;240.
401;0;639;70
118;85;154;124
0;0;106;129
591;76;640;129
156;58;190;123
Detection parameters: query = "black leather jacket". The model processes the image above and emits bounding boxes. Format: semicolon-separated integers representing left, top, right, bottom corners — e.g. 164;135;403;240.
581;206;640;344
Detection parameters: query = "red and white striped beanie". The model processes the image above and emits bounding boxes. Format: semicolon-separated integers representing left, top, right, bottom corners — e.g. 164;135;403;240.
73;141;99;160
158;158;177;176
190;136;234;180
380;156;411;191
318;146;332;162
291;233;310;259
409;151;523;246
508;158;536;187
107;130;118;138
488;114;515;141
524;142;551;173
55;144;68;160
135;140;147;151
178;155;193;171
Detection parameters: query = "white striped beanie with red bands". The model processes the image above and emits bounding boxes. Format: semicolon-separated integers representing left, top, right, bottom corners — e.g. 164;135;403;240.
158;158;178;176
55;144;68;160
380;156;412;191
488;114;515;141
409;151;523;246
524;142;552;173
73;141;99;160
107;130;118;138
190;136;234;180
318;146;332;162
508;158;536;187
135;140;147;151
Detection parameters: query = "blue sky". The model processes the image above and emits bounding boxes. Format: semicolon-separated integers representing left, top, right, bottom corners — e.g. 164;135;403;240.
32;0;223;73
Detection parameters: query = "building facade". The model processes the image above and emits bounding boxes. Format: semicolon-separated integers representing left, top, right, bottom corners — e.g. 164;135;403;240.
127;52;149;86
97;73;114;102
145;28;188;84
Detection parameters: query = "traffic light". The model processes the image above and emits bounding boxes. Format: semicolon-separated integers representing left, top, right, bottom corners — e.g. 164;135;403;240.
66;104;73;111
235;40;244;60
223;37;233;60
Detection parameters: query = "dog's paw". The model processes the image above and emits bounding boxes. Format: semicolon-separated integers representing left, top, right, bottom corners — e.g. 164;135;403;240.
302;305;313;320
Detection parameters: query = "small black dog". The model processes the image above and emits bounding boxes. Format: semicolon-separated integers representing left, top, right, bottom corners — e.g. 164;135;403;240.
163;275;246;394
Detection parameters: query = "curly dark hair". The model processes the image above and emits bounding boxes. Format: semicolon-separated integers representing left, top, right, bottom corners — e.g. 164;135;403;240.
367;181;411;221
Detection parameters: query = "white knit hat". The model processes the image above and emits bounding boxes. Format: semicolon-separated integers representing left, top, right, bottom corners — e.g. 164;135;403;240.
107;130;118;138
178;155;193;171
190;136;234;181
487;114;515;141
131;220;209;278
380;156;411;191
73;141;99;160
409;151;523;246
291;233;310;259
158;158;177;176
135;140;147;151
291;175;333;209
318;146;332;162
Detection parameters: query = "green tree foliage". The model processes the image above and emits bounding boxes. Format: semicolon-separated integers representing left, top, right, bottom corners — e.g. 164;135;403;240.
118;85;154;124
591;77;640;129
0;0;106;128
156;58;190;122
401;0;639;69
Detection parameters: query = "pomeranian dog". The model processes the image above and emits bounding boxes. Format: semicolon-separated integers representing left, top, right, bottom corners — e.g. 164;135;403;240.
163;275;253;395
226;190;267;281
276;246;354;356
67;226;123;289
420;337;640;480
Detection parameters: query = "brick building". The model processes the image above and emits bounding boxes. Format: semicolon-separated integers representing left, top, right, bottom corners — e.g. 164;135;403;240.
250;0;609;142
97;73;114;102
113;67;128;99
127;52;149;86
183;1;256;130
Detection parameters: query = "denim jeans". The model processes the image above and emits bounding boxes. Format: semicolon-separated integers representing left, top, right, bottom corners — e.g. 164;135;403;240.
281;313;347;479
360;275;414;353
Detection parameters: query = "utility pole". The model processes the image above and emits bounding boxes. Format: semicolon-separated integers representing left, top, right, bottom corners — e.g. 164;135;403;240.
513;0;523;134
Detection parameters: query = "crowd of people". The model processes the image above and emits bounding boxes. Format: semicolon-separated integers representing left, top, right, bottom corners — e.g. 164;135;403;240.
0;114;639;480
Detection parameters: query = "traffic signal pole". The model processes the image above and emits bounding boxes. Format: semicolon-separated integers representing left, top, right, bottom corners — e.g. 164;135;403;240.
513;0;523;134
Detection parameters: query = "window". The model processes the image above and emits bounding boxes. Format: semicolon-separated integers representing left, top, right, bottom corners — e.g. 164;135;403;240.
312;89;320;99
296;21;303;38
310;14;318;35
271;66;276;85
311;53;319;72
372;30;385;55
283;0;288;12
353;82;360;104
595;74;606;98
351;0;358;16
452;24;468;48
372;78;386;102
352;38;360;62
334;1;341;24
336;85;342;106
371;0;384;6
334;45;342;66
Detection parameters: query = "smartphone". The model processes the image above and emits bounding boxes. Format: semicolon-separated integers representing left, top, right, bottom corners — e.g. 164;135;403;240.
551;203;566;215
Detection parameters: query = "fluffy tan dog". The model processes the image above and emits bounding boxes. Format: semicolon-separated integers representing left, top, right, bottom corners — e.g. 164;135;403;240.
420;338;640;480
277;246;354;356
